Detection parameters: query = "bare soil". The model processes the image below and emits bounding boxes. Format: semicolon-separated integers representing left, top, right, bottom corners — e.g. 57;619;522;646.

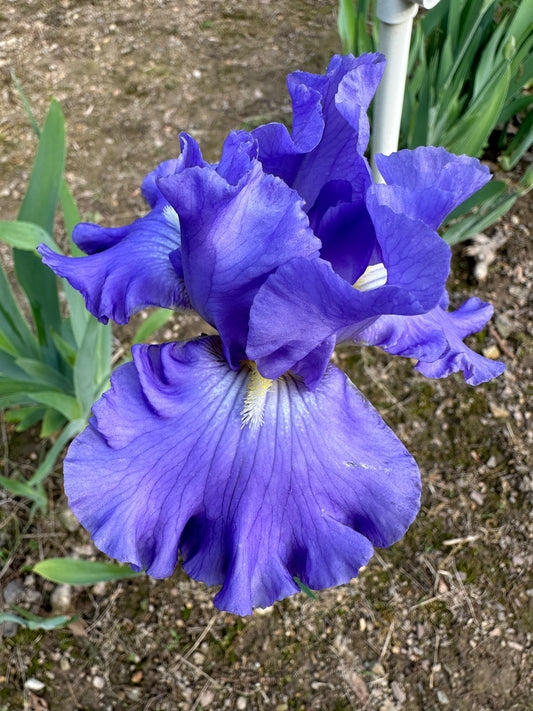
1;2;532;710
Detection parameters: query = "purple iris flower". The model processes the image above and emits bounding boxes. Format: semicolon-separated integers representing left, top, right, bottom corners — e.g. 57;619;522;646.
38;54;504;615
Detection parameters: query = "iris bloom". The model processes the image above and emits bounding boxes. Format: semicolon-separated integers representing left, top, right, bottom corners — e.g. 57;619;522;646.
39;54;504;615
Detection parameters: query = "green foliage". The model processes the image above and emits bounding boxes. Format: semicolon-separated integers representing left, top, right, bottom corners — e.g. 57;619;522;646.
338;0;377;56
132;308;174;346
294;576;319;600
0;607;75;631
443;165;532;245
338;0;533;242
33;558;143;585
403;0;533;159
0;100;110;506
0;90;170;509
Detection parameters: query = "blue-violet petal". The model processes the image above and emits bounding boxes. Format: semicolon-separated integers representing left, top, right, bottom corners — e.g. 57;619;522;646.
374;147;491;230
158;135;320;367
359;295;505;385
64;336;421;615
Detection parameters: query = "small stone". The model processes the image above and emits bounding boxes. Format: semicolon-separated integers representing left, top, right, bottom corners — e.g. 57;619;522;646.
198;689;214;706
25;588;41;605
50;584;72;614
489;402;510;419
345;669;369;704
92;581;107;596
24;678;45;692
0;621;18;638
371;661;385;676
58;507;80;532
437;577;448;594
60;657;71;671
495;314;514;339
131;670;143;684
236;696;247;710
470;491;484;506
192;652;205;665
487;455;497;468
436;690;449;705
507;640;524;651
482;345;500;360
2;579;23;605
92;675;105;689
391;680;406;704
359;617;367;632
254;605;274;615
73;543;96;556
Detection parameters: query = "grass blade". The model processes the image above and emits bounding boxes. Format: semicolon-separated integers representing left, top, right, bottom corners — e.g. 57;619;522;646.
15;357;73;394
0;609;74;631
0;221;56;252
132;309;174;345
0;475;48;509
33;558;144;585
0;264;39;359
500;110;533;171
28;418;87;487
14;100;65;354
74;317;112;417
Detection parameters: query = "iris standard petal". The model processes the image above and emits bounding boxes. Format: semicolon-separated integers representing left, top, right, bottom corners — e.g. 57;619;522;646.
308;178;376;284
359;295;505;385
141;133;206;209
64;336;420;615
38;209;187;324
374;147;491;230
253;53;383;208
158;138;320;367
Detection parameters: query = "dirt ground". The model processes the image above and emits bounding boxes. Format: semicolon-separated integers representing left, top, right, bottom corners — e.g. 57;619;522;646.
1;1;532;710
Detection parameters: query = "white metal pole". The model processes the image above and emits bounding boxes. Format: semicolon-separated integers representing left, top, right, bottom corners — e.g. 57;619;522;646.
371;0;442;183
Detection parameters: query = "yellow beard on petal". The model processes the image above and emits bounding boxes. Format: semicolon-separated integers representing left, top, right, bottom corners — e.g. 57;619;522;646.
241;361;274;429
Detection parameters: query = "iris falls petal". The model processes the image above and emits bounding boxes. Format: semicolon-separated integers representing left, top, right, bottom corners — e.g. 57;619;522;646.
38;209;187;324
359;295;505;385
65;337;421;615
37;133;208;323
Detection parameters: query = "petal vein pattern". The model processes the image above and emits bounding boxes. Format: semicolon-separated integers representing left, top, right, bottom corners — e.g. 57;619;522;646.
65;337;421;615
38;211;186;324
158;146;320;366
374;147;491;230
